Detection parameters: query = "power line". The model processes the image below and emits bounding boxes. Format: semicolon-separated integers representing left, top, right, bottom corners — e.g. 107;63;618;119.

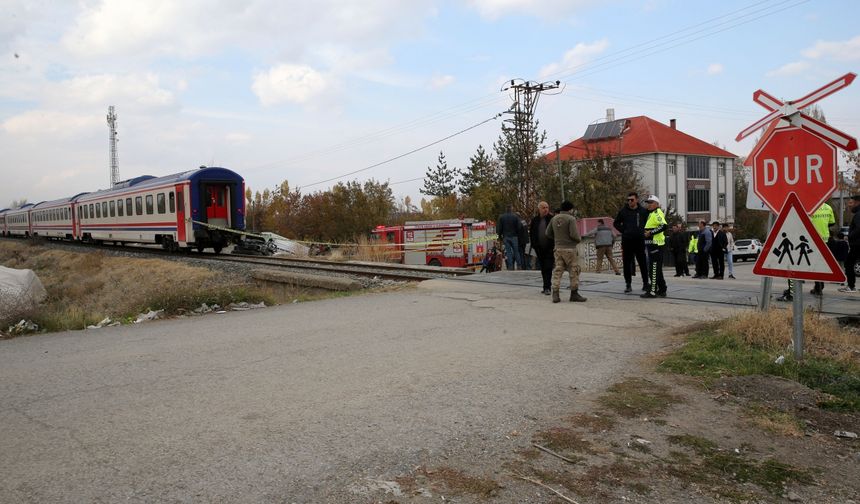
299;113;502;190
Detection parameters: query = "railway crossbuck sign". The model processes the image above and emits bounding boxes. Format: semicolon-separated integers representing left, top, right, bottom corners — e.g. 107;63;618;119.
752;194;846;282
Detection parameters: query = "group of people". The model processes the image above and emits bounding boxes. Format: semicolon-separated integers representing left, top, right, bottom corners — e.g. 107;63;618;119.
493;192;860;303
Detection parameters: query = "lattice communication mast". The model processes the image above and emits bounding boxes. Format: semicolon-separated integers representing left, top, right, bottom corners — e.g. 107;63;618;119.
107;106;119;187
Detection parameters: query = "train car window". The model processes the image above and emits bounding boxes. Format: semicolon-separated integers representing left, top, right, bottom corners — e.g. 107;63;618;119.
65;208;69;220
177;191;184;212
126;198;132;216
102;202;108;217
117;199;123;217
96;203;101;218
169;192;175;213
109;201;115;217
90;204;94;218
146;195;154;215
157;193;166;214
135;196;143;215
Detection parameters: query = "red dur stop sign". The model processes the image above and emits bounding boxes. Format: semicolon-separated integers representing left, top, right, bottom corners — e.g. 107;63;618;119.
752;126;836;214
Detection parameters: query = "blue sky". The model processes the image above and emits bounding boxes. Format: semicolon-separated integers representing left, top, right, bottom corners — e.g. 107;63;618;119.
1;0;859;209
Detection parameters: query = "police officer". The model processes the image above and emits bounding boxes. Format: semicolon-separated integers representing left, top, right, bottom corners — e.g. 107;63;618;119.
641;195;668;298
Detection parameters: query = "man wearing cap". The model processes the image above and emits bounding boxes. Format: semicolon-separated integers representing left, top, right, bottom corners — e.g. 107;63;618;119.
546;200;587;303
641;195;668;298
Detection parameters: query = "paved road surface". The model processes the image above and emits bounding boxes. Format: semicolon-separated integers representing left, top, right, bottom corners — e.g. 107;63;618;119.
0;269;846;503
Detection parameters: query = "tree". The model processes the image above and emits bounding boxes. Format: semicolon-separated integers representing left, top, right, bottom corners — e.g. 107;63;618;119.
459;145;495;196
420;151;459;198
732;158;768;239
8;199;27;209
565;149;646;218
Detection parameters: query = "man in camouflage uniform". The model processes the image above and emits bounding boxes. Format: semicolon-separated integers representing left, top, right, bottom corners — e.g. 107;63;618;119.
546;200;586;303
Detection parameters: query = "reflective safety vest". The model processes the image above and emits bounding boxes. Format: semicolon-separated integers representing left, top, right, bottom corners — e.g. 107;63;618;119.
810;202;835;240
644;208;667;247
688;236;698;253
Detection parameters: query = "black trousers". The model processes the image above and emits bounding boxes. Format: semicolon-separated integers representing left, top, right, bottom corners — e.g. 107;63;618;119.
537;250;554;291
648;246;667;294
846;248;858;289
621;239;648;287
696;250;710;277
710;249;724;277
673;249;689;276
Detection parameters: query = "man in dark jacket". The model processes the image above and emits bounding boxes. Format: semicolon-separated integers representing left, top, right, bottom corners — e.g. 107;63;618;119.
693;220;712;278
710;221;727;279
613;192;649;293
668;223;690;277
497;204;524;270
839;195;860;293
529;201;554;294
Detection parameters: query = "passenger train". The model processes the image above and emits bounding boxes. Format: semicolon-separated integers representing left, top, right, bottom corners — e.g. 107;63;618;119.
0;166;245;253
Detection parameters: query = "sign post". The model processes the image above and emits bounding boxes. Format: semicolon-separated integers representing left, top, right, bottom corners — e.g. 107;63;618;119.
737;73;857;360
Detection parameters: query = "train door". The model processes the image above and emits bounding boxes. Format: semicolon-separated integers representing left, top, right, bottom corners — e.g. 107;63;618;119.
205;185;229;227
175;184;187;244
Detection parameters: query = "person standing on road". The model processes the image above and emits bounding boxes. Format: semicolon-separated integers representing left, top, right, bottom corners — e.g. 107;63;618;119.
724;226;736;279
641;195;668;298
669;223;690;277
839;195;860;293
614;192;650;293
497;204;524;271
529;201;555;295
547;200;586;303
693;220;712;278
590;219;620;275
518;219;530;270
688;231;698;270
710;221;727;279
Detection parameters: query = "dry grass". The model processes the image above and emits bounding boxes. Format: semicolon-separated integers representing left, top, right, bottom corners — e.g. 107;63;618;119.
350;234;400;263
743;403;804;437
567;412;617;433
417;466;501;498
0;241;272;332
723;308;858;363
597;377;681;418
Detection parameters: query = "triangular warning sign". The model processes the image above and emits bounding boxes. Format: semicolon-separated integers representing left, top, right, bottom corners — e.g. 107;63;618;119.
753;193;846;282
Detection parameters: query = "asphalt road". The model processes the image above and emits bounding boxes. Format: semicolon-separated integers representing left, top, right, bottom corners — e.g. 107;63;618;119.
0;272;832;503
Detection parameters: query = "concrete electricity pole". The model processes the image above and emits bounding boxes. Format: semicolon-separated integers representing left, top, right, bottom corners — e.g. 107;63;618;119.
107;106;119;187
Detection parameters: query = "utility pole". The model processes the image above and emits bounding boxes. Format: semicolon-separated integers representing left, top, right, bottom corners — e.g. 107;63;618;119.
555;141;564;202
107;106;119;187
501;79;561;215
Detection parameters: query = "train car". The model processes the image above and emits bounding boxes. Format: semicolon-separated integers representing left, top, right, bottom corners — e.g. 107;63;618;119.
30;195;86;240
75;166;245;252
0;208;8;236
5;203;35;237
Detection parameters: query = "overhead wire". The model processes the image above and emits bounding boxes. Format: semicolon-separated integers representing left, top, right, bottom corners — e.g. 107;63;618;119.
252;0;814;190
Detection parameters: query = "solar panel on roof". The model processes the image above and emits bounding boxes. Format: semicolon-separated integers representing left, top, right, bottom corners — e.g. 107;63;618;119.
583;119;626;141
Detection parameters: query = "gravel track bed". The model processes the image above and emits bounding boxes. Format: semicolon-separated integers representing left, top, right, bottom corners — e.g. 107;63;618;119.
7;238;410;289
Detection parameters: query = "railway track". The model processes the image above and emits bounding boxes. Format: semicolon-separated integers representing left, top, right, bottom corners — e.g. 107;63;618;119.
0;237;475;282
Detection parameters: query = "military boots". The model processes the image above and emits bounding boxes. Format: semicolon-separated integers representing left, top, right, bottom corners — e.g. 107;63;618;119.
552;290;561;303
570;289;587;302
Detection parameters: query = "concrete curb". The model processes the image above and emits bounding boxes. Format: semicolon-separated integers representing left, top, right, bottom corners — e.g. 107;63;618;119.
251;269;362;291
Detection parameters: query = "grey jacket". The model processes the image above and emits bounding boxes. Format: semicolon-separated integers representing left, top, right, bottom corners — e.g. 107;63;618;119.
592;225;615;247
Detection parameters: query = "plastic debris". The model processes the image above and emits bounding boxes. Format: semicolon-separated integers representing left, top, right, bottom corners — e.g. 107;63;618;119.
834;430;858;439
86;317;120;329
226;301;266;311
774;355;785;365
6;319;39;335
133;310;164;324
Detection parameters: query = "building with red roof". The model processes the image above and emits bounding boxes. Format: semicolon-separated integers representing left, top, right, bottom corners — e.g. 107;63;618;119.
556;111;737;225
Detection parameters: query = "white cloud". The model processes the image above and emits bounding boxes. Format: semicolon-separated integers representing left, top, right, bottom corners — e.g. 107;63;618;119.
2;110;103;138
252;64;328;106
706;63;723;75
801;35;860;62
44;73;177;112
225;132;252;144
766;61;810;78
430;75;455;89
539;39;609;78
468;0;599;20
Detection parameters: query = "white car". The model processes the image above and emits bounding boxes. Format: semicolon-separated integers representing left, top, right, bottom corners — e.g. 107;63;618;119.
733;239;763;262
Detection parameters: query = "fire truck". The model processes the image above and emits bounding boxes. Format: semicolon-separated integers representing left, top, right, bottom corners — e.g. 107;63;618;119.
371;219;495;268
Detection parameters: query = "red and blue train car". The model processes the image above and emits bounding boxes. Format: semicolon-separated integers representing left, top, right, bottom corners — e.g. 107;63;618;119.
1;166;246;253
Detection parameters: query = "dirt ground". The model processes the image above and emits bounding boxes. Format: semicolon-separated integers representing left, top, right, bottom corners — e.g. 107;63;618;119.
357;363;860;504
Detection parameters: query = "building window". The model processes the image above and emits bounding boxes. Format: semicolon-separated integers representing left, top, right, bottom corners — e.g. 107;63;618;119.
718;193;726;207
667;158;676;176
668;194;677;212
688;189;710;212
686;156;710;179
718;161;726;178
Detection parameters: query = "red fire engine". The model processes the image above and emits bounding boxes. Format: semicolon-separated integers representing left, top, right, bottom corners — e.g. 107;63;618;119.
372;219;495;268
